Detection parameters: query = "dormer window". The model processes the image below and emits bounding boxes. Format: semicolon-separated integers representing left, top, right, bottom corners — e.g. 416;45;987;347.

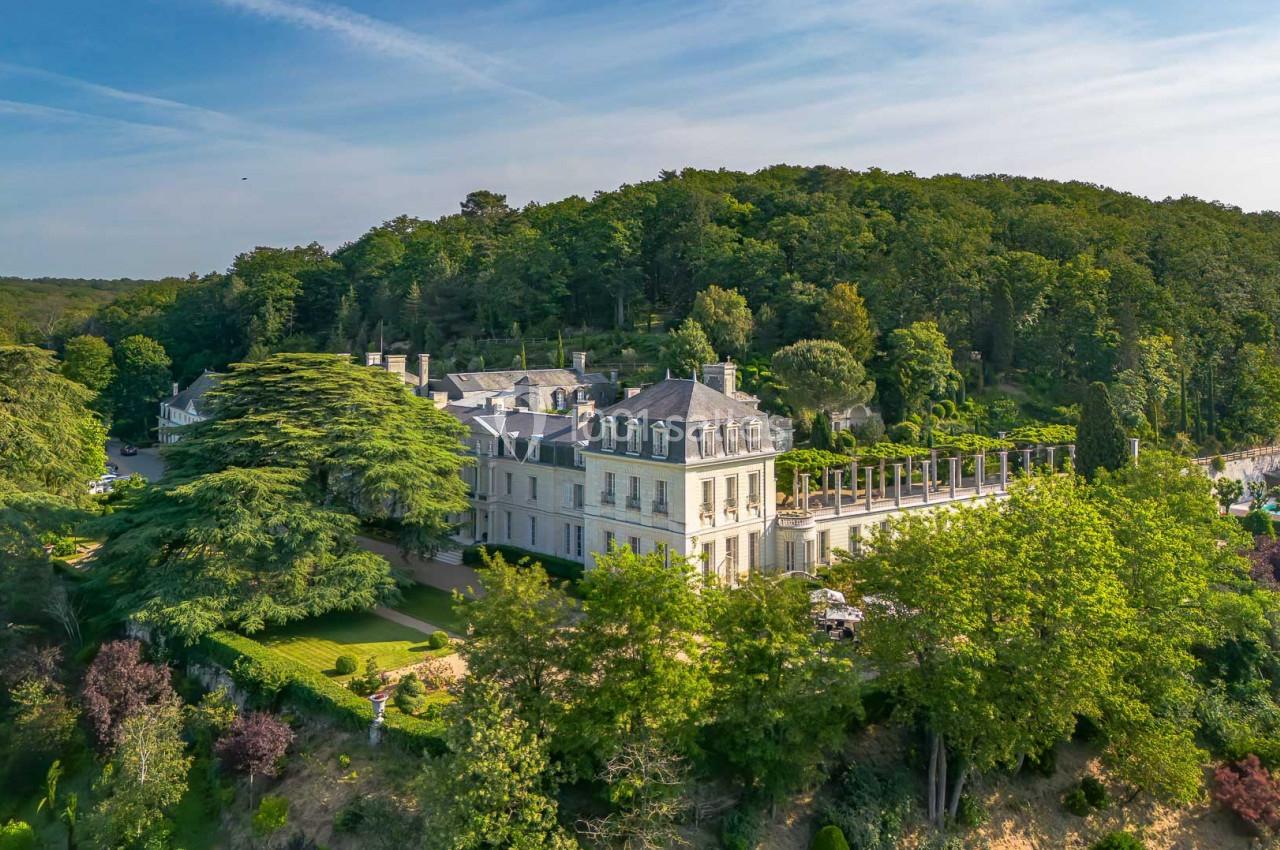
626;419;641;453
603;417;617;451
502;434;515;457
527;437;541;462
746;422;762;452
699;427;715;458
573;443;586;468
725;424;740;454
552;389;567;409
652;425;669;459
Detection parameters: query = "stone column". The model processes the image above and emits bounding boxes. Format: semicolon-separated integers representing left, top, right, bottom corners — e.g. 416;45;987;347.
906;455;914;496
801;474;810;512
922;461;931;503
879;458;887;499
949;457;958;499
850;460;858;508
930;449;939;491
999;451;1009;491
834;469;844;516
975;455;984;495
1047;446;1056;472
1022;447;1032;475
864;467;874;511
893;463;902;507
792;475;799;506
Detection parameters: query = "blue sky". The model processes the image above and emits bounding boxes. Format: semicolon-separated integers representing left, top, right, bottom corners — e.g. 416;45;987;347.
2;0;1278;278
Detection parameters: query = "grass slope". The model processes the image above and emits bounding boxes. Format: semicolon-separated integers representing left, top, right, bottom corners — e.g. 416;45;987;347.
391;584;467;634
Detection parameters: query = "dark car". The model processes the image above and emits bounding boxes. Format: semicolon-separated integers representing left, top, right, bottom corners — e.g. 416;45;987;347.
121;445;138;456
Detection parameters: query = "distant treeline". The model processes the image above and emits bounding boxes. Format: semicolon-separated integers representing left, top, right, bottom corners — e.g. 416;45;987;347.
12;165;1280;450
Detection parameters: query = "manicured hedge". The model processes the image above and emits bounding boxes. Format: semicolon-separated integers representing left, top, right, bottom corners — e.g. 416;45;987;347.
462;544;584;582
193;630;446;755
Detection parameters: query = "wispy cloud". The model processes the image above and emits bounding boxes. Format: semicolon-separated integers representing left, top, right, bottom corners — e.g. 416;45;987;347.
212;0;555;104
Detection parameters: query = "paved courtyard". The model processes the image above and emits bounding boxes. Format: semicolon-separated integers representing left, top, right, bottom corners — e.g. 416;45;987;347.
106;440;167;481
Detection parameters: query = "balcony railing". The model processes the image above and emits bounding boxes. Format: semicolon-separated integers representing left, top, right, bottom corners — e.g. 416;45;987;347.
723;497;738;510
601;491;616;505
626;495;642;510
700;502;714;516
653;500;669;514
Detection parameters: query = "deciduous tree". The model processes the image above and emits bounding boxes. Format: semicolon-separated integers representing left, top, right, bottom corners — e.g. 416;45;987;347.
108;334;171;441
691;284;753;357
81;640;177;749
61;334;115;394
216;711;294;807
661;318;716;378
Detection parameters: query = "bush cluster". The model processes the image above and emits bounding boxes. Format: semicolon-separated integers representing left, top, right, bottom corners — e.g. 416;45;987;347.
1063;775;1110;817
719;806;762;850
818;762;913;850
462;544;584;582
1090;832;1145;850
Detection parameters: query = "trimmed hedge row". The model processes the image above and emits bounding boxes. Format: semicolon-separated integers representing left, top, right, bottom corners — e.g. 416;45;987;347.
462;544;584;582
195;630;446;755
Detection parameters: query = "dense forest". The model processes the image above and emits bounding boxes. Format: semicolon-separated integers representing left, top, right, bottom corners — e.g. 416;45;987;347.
8;165;1280;450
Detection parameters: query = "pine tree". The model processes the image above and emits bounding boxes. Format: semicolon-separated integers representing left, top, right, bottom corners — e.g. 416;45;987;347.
1076;382;1128;480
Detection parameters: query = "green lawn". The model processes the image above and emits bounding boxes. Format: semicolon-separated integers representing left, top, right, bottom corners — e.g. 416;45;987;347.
391;583;469;634
257;610;448;677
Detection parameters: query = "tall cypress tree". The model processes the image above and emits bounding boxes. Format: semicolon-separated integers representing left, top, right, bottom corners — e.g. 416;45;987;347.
810;410;834;451
1076;381;1128;480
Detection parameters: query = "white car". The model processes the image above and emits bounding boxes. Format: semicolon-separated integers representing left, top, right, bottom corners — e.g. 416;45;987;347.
89;473;119;495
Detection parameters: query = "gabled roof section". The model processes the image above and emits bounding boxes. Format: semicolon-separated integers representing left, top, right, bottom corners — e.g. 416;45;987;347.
445;368;608;393
166;371;223;417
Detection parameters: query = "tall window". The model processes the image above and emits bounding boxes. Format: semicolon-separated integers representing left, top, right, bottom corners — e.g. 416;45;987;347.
849;525;862;555
629;536;641;553
700;479;714;515
504;511;512;540
527;437;541;462
573;483;584;508
603;417;616;450
530;516;538;547
725;475;738;508
748;472;761;505
626;419;641;453
575;525;584;557
748;531;759;571
747;422;762;451
628;475;641;509
725;424;740;454
605;530;616;551
564;523;571;553
699;427;715;458
726;536;739;574
655;479;668;512
604;471;616;504
504;472;513;496
784;540;796;571
528;475;538;502
818;530;830;564
701;541;715;575
652;426;668;458
573;446;584;468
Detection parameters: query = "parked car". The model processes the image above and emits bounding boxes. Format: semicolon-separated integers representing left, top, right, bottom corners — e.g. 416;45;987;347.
121;444;138;456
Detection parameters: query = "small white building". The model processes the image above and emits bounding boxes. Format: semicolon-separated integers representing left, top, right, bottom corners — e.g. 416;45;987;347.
158;371;222;444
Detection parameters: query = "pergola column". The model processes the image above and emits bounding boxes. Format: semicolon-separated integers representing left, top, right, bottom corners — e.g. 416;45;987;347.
849;460;858;507
834;469;844;516
879;458;887;499
1022;447;1032;474
906;455;914;495
1047;446;1056;472
930;449;939;491
949;457;958;499
863;467;874;511
975;455;984;495
893;463;902;507
999;450;1009;491
801;473;810;512
922;461;931;503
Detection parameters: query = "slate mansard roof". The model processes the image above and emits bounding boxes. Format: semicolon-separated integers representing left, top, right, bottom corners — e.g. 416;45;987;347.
441;367;609;396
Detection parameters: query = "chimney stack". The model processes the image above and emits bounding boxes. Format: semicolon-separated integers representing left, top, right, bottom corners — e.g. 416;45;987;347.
365;352;382;367
417;353;430;390
384;354;407;377
574;398;596;426
571;351;587;374
701;361;737;396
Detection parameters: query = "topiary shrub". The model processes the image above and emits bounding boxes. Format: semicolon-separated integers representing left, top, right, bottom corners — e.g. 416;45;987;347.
1063;787;1090;817
334;655;358;675
393;673;426;715
810;825;850;850
1091;831;1145;850
1080;775;1109;810
428;631;450;650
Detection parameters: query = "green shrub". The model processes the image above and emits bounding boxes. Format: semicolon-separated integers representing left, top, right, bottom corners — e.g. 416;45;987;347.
347;657;382;696
1211;455;1227;473
810;825;849;850
720;806;762;850
819;762;912;850
253;795;290;836
428;630;450;650
394;673;427;715
461;544;584;582
0;820;37;850
1063;787;1090;817
337;753;351;769
1023;745;1057;777
888;421;921;445
334;654;358;675
1091;832;1145;850
51;537;77;557
1080;775;1109;809
954;794;987;829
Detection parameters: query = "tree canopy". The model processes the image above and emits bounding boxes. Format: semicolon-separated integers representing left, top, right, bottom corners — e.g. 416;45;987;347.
771;339;874;416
